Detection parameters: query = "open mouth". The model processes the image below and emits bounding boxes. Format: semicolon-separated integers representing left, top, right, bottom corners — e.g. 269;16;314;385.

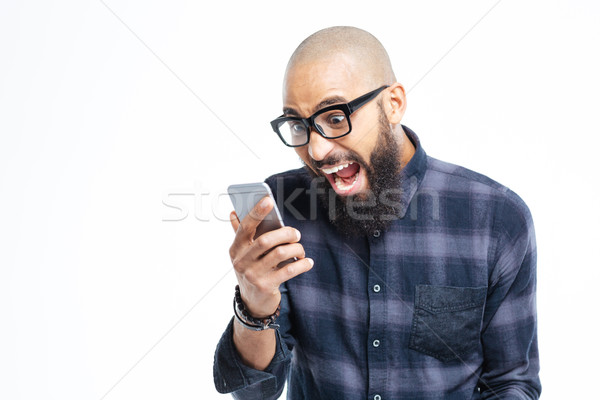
320;161;363;195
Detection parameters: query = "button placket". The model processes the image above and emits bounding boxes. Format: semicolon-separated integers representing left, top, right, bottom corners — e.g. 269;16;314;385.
367;228;386;400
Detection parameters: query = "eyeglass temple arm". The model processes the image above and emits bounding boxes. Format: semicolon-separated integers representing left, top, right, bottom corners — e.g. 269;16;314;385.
348;85;389;114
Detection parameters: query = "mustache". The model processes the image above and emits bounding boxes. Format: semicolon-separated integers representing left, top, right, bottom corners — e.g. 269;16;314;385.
310;152;367;170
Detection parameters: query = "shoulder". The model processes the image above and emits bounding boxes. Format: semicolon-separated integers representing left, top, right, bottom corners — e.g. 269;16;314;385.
263;167;318;222
425;156;506;194
265;167;310;183
264;167;312;199
424;156;534;244
428;156;535;256
426;156;531;215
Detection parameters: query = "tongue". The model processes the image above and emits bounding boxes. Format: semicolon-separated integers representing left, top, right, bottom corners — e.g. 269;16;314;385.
335;162;360;178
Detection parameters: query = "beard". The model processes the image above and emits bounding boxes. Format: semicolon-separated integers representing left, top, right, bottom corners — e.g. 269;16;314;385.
303;106;404;238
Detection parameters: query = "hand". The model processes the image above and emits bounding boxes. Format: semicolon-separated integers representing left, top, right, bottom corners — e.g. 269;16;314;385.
229;196;314;317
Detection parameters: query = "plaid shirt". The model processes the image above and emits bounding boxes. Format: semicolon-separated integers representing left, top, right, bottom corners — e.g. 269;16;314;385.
214;126;541;399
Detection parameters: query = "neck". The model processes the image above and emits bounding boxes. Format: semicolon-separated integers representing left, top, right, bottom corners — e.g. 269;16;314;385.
397;125;416;168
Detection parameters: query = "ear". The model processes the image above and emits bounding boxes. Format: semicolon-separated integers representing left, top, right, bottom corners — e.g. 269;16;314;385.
385;83;407;125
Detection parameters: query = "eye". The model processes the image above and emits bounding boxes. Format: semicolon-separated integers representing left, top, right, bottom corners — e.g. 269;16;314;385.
289;122;306;136
327;113;346;126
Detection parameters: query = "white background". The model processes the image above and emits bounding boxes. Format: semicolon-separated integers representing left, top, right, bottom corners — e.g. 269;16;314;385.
1;1;598;399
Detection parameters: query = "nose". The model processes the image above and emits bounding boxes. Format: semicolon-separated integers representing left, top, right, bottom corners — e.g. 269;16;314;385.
307;128;335;161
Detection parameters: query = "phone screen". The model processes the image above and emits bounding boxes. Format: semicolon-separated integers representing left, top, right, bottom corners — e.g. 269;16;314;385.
228;182;296;268
227;182;284;240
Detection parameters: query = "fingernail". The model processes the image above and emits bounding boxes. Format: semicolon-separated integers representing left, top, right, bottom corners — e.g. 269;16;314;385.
260;197;270;208
308;258;314;267
295;230;301;240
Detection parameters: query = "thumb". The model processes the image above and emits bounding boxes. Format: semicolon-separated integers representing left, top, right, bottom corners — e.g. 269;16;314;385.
229;211;240;233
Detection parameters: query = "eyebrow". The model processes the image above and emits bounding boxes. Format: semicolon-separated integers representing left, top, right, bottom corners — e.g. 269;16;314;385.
283;95;348;117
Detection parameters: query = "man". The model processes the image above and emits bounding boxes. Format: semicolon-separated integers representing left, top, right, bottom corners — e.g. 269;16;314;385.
214;26;541;399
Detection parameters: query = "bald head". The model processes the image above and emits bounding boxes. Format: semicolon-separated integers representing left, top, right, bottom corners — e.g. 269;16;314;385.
285;26;396;88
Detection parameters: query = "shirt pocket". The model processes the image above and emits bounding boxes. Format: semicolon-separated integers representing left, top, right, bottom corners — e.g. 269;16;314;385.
408;284;487;362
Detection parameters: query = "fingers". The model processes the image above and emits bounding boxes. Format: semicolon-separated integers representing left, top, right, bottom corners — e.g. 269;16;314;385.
271;257;314;285
230;211;240;233
235;195;273;241
259;242;306;268
231;229;304;277
249;226;301;259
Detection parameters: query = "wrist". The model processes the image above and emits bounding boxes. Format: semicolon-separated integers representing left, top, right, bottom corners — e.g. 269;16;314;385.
233;285;281;331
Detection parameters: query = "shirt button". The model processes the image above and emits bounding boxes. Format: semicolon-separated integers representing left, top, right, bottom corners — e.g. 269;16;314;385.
374;395;382;400
373;339;380;347
373;230;380;238
373;284;381;293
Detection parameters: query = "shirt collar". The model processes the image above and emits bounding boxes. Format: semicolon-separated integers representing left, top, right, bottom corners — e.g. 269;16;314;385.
396;125;428;219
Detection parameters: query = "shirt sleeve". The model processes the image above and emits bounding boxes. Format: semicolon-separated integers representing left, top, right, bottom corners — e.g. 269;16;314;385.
479;190;542;399
213;284;294;399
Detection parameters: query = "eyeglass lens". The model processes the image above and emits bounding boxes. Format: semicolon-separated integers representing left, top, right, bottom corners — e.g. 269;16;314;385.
276;109;349;146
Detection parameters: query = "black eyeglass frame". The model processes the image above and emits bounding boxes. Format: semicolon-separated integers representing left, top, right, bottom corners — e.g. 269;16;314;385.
270;85;390;147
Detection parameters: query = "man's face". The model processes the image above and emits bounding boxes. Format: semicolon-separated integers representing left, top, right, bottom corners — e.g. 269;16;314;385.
283;54;388;198
283;55;405;236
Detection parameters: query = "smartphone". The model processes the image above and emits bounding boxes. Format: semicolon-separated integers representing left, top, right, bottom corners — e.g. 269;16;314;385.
228;182;296;267
227;182;285;239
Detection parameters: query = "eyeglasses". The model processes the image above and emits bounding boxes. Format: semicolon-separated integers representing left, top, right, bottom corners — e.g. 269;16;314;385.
270;85;389;147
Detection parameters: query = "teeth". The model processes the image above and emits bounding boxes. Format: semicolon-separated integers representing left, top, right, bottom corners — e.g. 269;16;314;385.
321;162;353;175
333;173;359;191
